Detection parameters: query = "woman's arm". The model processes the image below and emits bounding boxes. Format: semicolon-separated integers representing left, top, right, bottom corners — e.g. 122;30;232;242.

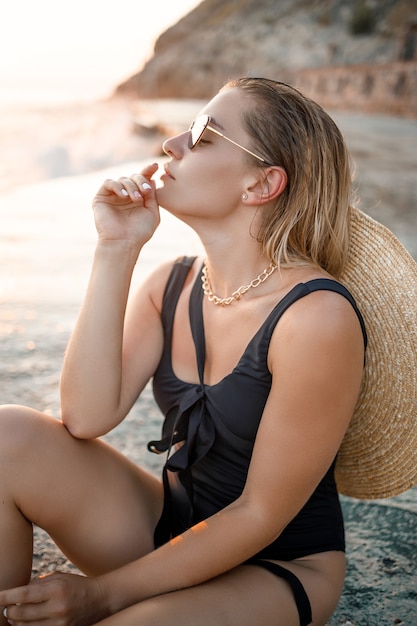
60;165;165;438
95;288;365;613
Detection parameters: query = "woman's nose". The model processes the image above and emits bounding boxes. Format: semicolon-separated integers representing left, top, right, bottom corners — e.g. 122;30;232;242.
162;131;188;158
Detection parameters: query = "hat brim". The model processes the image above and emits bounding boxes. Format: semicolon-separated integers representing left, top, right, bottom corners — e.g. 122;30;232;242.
336;207;417;499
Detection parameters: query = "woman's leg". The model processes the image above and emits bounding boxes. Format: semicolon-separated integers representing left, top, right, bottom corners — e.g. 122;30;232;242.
0;404;163;589
95;552;345;626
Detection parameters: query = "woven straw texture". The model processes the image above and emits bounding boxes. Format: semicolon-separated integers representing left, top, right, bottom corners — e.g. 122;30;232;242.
337;207;417;499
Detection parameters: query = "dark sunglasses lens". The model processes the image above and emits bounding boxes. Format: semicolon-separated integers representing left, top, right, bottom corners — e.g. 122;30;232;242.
189;116;208;149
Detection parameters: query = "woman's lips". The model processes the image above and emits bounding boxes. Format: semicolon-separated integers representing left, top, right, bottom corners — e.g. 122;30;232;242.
163;164;175;180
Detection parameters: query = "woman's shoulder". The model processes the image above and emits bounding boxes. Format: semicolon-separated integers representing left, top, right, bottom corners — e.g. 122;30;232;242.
270;275;365;362
144;255;203;313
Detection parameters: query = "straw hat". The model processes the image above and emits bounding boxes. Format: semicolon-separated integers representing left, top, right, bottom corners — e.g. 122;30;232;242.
336;206;417;499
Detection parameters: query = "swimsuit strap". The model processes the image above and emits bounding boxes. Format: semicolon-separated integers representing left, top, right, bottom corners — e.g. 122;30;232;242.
302;278;367;349
246;558;312;626
160;256;197;334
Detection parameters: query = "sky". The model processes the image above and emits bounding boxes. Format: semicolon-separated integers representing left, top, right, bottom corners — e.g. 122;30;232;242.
0;0;201;105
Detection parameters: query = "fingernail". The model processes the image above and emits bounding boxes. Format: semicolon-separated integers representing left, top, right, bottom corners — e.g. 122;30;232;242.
142;182;152;191
121;189;129;196
133;191;141;199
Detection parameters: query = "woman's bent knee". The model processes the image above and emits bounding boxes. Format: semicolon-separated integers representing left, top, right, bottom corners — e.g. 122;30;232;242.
0;403;51;423
0;404;68;463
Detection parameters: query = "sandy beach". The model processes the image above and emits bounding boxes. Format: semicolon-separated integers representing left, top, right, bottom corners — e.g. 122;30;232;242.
1;99;416;624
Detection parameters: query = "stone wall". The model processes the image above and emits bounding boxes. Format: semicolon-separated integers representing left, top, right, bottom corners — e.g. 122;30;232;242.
291;61;417;118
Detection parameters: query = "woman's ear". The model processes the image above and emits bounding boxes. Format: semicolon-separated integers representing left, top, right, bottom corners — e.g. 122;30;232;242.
244;166;287;205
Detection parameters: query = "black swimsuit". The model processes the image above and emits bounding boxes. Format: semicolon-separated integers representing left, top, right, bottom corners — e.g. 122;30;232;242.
148;256;367;626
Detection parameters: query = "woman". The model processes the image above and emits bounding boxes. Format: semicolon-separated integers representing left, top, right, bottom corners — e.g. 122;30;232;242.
0;78;366;625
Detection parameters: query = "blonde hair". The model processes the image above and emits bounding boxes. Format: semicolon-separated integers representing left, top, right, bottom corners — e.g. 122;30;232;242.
223;78;354;278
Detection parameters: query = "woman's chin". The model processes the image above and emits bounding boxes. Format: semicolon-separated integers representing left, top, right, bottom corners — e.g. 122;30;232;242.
155;185;167;208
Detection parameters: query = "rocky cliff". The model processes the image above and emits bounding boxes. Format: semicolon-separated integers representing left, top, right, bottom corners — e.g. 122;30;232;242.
115;0;417;117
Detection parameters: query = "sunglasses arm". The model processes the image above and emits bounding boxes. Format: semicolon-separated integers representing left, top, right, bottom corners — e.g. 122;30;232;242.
206;125;267;163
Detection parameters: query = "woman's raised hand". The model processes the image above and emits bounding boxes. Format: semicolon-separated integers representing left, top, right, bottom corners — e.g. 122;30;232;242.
92;162;161;249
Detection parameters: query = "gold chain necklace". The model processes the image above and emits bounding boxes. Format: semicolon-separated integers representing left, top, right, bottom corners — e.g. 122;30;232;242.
201;261;277;306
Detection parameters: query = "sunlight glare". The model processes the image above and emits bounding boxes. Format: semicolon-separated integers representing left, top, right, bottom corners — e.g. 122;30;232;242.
1;0;201;104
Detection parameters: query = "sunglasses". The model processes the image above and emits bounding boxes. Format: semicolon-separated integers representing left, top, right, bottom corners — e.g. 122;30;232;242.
188;114;269;164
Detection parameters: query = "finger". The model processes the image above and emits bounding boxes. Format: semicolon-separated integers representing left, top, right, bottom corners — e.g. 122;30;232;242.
97;178;139;202
1;577;65;623
129;174;154;196
0;582;48;605
117;177;143;201
4;601;46;623
99;161;159;196
119;165;159;197
2;606;14;626
140;162;159;179
97;178;128;200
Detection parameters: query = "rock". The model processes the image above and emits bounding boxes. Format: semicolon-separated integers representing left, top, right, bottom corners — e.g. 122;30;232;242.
114;0;417;117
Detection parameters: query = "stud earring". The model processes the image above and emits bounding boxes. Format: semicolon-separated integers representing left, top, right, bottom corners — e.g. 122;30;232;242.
242;192;248;200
